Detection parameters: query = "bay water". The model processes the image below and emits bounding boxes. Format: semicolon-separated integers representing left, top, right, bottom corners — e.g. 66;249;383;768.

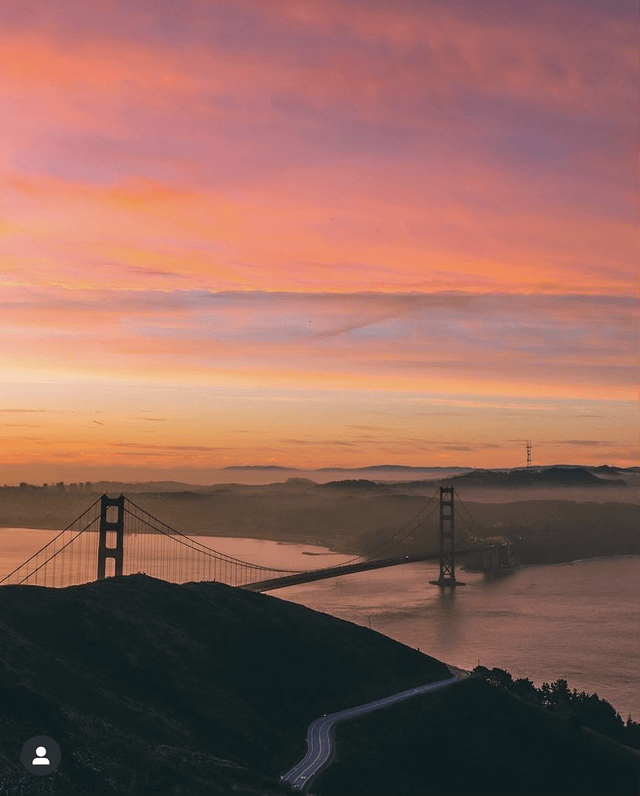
1;529;637;720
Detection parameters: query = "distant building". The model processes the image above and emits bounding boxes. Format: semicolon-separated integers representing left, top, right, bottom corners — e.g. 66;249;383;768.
85;482;93;493
56;482;65;493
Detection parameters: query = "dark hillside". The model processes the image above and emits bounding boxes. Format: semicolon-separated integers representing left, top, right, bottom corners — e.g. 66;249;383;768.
0;575;449;795
315;677;639;795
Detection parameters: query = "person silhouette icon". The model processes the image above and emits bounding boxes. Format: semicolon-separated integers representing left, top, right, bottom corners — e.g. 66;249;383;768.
32;746;50;766
21;735;61;775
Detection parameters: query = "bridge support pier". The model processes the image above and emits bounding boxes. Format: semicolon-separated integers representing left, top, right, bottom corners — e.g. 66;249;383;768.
97;494;124;579
430;486;464;587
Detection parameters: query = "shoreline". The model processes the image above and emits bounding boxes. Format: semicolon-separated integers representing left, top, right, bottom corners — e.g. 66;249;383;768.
510;553;639;570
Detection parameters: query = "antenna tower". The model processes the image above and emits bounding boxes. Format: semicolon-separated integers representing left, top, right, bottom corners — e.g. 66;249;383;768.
525;440;532;469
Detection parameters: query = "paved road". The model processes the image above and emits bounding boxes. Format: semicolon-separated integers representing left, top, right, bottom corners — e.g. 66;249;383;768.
281;675;458;792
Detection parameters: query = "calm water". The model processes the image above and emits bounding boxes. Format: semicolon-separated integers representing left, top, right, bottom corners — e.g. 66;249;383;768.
1;530;638;720
277;555;639;721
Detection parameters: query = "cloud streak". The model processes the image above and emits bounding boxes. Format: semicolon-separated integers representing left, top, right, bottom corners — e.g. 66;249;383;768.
0;288;635;399
0;0;636;474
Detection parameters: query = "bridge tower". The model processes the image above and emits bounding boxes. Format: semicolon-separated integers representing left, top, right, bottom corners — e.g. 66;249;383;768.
97;494;124;579
430;486;462;587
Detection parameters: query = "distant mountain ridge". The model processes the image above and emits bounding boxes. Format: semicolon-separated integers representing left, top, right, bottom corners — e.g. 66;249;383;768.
222;464;473;472
315;465;472;472
223;465;295;470
444;466;626;488
76;464;634;493
317;466;629;492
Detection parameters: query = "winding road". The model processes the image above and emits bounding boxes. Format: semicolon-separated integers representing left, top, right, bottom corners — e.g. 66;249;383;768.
281;674;459;792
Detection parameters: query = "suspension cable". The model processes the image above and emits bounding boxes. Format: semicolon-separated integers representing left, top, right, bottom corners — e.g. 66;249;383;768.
333;489;440;566
123;507;302;574
454;492;485;538
0;497;102;585
15;515;101;586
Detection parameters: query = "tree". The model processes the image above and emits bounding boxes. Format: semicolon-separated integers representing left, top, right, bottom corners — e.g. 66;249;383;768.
510;677;540;705
472;666;513;690
472;666;639;749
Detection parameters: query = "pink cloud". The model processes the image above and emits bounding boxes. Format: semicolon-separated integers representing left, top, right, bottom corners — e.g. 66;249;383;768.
0;0;634;299
0;287;635;400
3;1;633;119
0;0;636;474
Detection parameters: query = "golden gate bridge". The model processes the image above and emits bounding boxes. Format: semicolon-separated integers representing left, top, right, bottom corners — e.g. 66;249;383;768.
0;488;508;591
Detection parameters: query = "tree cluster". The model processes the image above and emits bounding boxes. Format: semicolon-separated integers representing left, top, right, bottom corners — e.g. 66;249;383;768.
472;666;639;750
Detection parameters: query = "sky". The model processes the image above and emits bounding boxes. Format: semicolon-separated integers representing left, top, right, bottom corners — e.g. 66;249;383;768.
0;0;637;483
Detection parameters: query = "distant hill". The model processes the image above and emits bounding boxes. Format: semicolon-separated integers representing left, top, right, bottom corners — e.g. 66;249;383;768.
282;477;317;487
90;480;203;492
69;465;634;492
315;465;472;473
317;479;392;491
445;466;625;488
223;465;298;470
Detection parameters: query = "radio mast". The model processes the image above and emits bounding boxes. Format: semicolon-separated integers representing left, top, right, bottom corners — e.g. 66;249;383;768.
526;440;532;469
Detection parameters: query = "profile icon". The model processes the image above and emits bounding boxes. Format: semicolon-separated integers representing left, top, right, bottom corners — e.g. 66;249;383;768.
32;745;50;766
20;735;61;776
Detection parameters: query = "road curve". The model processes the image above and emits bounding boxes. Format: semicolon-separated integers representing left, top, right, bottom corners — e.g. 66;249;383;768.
281;675;458;792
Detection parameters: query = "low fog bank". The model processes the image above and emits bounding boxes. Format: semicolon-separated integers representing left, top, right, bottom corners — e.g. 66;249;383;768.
409;485;639;504
0;471;636;568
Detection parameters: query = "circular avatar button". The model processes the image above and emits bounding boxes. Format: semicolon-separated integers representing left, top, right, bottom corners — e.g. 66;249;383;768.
20;735;61;776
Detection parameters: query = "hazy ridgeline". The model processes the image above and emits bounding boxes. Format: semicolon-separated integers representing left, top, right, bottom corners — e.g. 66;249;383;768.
0;474;636;567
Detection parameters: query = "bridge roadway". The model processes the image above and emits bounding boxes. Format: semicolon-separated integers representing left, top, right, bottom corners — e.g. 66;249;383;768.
241;546;487;592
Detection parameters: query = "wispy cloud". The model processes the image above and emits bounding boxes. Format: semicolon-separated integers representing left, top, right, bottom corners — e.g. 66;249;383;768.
110;443;229;452
0;408;47;413
554;439;613;447
0;289;635;400
0;423;44;428
0;0;636;473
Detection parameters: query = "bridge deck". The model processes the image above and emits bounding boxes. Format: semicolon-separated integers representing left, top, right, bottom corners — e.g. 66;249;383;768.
241;547;483;592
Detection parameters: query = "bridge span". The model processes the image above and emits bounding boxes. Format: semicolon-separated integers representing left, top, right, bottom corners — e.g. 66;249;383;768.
242;547;485;592
0;487;511;590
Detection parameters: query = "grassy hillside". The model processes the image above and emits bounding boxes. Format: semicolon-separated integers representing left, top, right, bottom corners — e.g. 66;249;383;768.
0;574;449;795
0;575;637;795
315;677;639;795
